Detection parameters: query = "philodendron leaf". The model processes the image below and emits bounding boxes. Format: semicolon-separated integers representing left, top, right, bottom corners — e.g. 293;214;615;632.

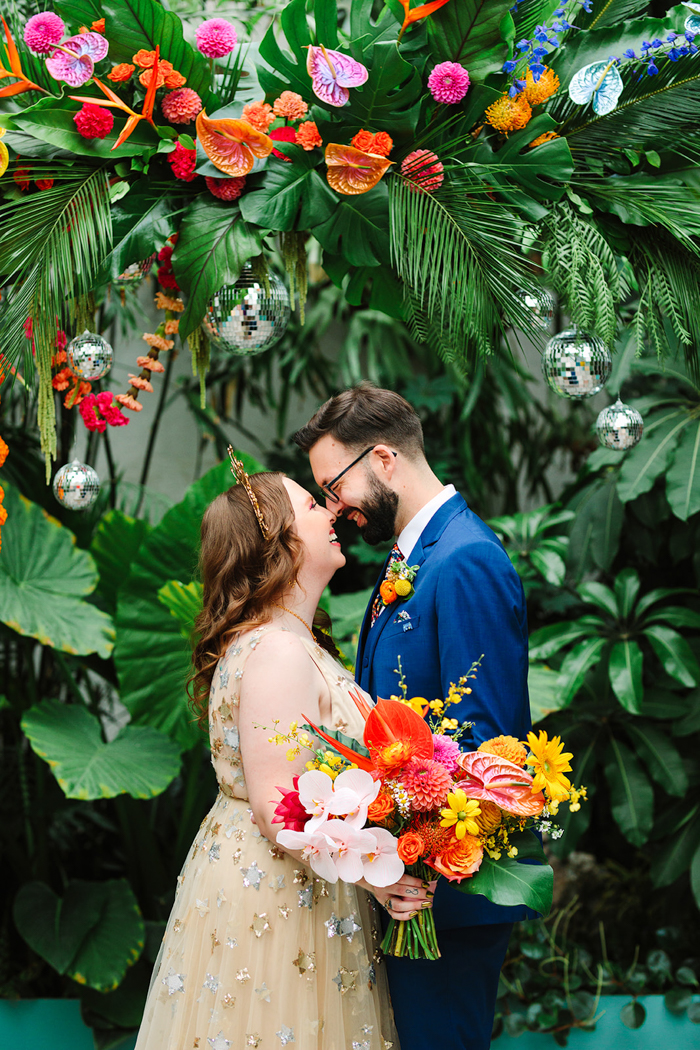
458;853;553;915
21;701;181;800
0;481;114;658
605;735;654;847
644;624;700;688
13;879;144;992
609;639;643;714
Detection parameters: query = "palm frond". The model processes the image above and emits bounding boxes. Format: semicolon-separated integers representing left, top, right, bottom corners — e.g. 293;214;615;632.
0;167;112;474
573;173;700;250
388;171;547;367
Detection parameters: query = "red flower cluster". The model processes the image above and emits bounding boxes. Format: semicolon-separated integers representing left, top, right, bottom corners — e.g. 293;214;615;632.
269;125;296;161
271;775;307;832
74;103;114;140
168;140;197;182
350;129;394;157
205;175;246;201
79;391;129;432
157;244;180;291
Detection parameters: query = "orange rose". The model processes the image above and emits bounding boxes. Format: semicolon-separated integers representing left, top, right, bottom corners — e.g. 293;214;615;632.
107;63;135;83
351;129;375;152
91;18;106;33
380;581;397;604
164;69;187;89
371;131;393;157
397;831;426;865
133;49;157;68
367;790;395;824
432;834;483;882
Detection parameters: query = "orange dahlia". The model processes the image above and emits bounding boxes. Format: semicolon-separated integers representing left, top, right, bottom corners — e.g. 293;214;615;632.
273;91;308;120
401;757;452;812
523;66;560;106
242;100;275;133
478;735;528;767
473;799;502;836
484;93;532;134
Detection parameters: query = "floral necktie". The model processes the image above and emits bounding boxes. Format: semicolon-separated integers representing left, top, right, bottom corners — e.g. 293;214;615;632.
370;543;402;628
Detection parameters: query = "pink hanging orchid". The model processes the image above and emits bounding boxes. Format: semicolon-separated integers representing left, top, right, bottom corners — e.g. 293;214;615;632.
456;751;545;817
46;32;108;87
306;44;367;107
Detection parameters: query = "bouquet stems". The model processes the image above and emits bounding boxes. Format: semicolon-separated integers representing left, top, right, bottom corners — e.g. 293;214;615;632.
380;862;441;960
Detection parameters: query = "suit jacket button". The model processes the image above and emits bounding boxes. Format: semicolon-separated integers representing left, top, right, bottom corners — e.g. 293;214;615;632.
363;658;368;668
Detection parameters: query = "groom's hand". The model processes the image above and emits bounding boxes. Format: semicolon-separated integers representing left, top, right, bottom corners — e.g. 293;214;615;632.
365;874;437;921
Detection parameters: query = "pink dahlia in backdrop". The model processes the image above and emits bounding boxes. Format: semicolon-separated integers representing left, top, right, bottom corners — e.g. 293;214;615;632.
427;61;471;104
401;149;444;193
162;87;203;124
205;175;246;201
24;11;65;54
195;18;238;58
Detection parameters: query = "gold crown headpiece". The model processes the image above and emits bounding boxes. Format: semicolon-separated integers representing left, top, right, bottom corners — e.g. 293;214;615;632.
227;446;269;540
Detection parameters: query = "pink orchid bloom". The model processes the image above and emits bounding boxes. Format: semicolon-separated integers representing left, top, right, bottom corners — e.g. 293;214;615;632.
321;819;378;883
296;769;361;832
330;768;380;828
360;827;405;887
46;32;108;87
457;751;545;817
275;827;339;883
306;44;367;107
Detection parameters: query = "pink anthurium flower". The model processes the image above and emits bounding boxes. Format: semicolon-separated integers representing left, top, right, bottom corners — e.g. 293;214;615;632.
457;751;545;816
275;826;339;882
46;32;108;87
361;827;405;887
331;768;380;828
321;819;378;883
306;44;368;107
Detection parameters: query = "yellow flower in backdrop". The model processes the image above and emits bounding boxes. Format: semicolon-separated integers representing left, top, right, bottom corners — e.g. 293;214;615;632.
440;789;481;839
0;128;8;178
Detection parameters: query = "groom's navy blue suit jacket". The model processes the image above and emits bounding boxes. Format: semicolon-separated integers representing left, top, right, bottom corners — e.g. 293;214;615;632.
356;492;533;929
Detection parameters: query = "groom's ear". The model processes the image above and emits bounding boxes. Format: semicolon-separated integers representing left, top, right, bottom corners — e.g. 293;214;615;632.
371;445;399;479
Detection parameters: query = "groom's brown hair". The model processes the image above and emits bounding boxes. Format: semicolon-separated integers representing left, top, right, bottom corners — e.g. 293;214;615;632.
292;382;424;456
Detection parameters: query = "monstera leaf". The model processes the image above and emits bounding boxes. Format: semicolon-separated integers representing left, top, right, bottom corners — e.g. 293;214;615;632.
311;182;391;267
114;453;263;750
0;481;114;658
21;701;181;800
14;879;144;992
425;0;514;80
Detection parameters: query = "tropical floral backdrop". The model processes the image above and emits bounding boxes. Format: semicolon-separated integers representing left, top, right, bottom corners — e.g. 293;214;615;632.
1;0;700;1044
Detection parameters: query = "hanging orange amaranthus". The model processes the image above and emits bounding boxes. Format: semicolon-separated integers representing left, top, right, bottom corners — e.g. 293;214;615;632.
115;284;183;414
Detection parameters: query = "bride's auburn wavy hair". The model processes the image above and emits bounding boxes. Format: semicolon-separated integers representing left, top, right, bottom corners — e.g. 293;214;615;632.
188;472;336;727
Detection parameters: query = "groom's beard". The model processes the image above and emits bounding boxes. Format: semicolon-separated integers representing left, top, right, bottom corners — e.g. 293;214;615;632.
352;474;399;546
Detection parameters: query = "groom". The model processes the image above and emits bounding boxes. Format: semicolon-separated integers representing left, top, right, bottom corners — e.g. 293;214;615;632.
294;383;532;1050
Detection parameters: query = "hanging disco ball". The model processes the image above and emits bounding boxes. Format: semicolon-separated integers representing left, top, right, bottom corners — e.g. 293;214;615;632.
116;253;156;284
596;398;644;450
53;460;100;511
543;327;612;399
203;266;291;355
514;288;555;330
65;330;114;382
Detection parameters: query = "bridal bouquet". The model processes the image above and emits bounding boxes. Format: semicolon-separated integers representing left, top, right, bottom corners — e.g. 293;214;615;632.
270;667;585;960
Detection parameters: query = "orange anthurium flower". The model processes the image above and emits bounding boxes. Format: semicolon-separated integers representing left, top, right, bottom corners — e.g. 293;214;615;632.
397;0;453;41
364;698;433;773
0;17;46;97
69;46;161;150
325;143;392;195
195;111;273;177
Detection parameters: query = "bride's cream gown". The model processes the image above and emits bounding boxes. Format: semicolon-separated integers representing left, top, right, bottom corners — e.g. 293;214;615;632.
135;626;398;1049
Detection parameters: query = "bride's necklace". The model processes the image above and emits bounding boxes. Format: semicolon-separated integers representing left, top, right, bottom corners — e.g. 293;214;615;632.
272;602;315;640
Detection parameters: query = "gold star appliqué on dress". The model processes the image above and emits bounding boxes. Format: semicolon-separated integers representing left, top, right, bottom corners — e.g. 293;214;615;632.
250;913;271;938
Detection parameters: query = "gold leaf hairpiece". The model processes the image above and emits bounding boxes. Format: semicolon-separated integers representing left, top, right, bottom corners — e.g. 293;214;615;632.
227;446;269;540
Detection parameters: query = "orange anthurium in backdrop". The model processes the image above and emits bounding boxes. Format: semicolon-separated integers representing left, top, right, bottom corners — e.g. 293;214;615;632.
325;143;392;195
195;111;274;177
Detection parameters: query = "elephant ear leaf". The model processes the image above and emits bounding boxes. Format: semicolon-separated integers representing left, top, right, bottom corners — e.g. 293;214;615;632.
0;480;114;658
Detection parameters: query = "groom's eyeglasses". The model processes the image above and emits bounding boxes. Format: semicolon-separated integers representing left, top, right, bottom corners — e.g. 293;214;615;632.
320;447;397;504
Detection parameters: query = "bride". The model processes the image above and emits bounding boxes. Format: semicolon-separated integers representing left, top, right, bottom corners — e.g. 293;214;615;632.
135;455;432;1049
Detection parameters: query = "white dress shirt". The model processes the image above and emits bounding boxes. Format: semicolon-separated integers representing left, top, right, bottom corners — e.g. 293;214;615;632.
397;485;457;562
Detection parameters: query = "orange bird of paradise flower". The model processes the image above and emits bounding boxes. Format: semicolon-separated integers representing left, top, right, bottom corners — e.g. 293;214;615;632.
397;0;454;42
0;17;47;97
195;110;274;176
325;142;393;195
69;46;162;150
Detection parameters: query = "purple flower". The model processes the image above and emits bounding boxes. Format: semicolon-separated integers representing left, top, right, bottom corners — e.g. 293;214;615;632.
503;59;519;73
623;49;636;59
529;61;546;81
651;38;663;48
516;39;530;51
679;46;690;56
640;40;652;51
685;30;697;43
45;32;109;87
647;60;659;75
666;33;678;42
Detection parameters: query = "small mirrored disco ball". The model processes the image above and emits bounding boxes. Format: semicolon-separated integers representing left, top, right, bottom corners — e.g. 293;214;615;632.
53;460;100;511
596;398;644;450
543;327;612;399
117;254;156;283
514;287;555;330
203;267;291;355
65;330;114;382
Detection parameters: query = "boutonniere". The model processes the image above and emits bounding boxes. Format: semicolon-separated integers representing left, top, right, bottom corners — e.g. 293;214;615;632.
379;557;419;608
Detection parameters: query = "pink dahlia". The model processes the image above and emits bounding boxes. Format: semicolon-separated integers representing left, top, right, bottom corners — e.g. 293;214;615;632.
432;734;461;774
162;87;202;125
427;61;471;104
400;757;452;812
205;175;246;201
24;12;65;55
195;18;238;59
401;149;444;194
73;103;114;140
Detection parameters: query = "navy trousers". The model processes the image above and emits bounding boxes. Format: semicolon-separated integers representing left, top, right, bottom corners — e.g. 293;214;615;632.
384;923;512;1050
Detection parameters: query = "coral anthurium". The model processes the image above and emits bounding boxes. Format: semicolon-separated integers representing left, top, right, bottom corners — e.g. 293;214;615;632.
0;16;47;96
195;110;273;177
325;143;392;195
456;751;544;816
